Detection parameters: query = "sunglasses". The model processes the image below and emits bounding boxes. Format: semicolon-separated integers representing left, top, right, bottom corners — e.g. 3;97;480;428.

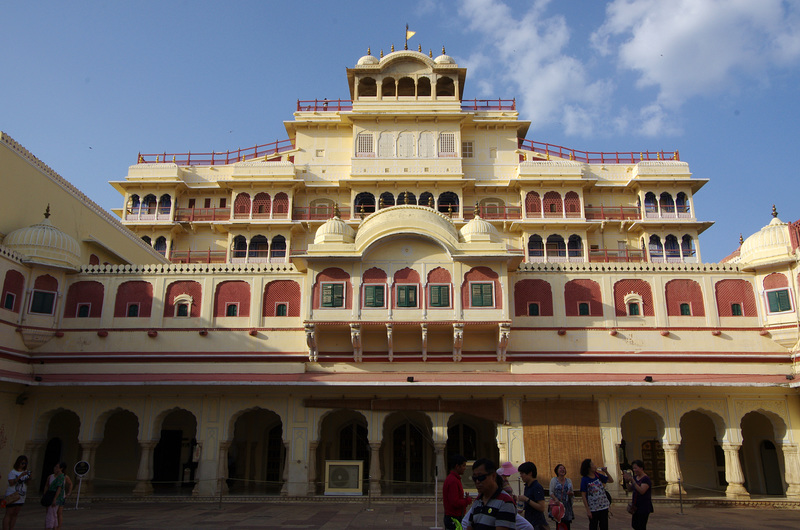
471;473;491;483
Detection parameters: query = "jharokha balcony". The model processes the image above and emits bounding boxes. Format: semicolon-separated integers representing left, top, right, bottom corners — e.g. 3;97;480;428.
175;208;231;222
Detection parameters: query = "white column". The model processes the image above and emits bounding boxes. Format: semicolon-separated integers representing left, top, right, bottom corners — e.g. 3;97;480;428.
307;441;319;496
133;441;157;496
369;442;382;496
217;441;231;495
662;443;685;497
722;442;750;499
781;443;800;498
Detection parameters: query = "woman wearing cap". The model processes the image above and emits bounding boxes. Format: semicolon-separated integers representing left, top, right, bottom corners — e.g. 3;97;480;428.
497;461;517;497
579;459;613;530
549;464;574;529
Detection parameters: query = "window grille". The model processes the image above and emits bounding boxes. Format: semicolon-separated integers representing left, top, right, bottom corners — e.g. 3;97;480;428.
439;133;456;156
356;133;374;157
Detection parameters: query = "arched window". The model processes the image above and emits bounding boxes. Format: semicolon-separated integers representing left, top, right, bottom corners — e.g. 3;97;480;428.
525;192;541;217
546;235;566;259
142;194;157;215
234;193;251;218
568;235;583;258
397;132;414;158
232;235;247;258
664;235;680;260
418;77;431;97
379;192;395;208
382;77;396;97
273;193;289;217
158;194;171;215
354;192;376;214
649;235;663;260
249;235;268;260
359;77;377;97
543;192;562;217
378;132;394;158
419;192;434;208
676;192;689;215
478;197;504;218
154;236;167;255
660;192;675;216
564;191;581;217
356;132;374;157
437;192;459;215
644;192;657;215
141;235;152;246
253;192;271;218
398;192;416;205
528;235;544;259
128;194;140;210
418;132;435;158
436;76;455;97
398;77;415;96
270;235;287;260
681;235;695;259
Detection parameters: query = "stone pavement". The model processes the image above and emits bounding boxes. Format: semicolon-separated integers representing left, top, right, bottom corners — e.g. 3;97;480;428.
7;500;799;529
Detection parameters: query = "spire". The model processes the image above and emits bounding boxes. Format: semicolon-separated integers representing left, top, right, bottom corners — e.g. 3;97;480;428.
44;204;51;219
367;47;371;56
739;233;744;245
772;204;778;218
391;44;395;52
418;44;422;52
442;45;446;55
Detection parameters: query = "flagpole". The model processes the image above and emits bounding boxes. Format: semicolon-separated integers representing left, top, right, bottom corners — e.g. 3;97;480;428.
405;23;409;50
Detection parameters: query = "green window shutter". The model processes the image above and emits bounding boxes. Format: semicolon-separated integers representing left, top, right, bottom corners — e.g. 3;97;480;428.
322;284;333;307
397;285;417;307
375;286;384;306
333;283;344;307
365;285;375;306
769;290;791;312
482;284;493;306
471;283;493;307
408;286;416;306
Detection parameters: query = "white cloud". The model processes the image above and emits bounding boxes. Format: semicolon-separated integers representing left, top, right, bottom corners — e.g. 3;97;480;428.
593;0;800;107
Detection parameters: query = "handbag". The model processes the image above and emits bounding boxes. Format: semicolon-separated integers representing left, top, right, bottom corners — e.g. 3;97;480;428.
626;502;637;514
605;489;612;504
3;492;21;505
40;489;56;507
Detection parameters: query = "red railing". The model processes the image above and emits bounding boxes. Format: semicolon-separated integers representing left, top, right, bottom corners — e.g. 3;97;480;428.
292;206;352;221
588;248;646;263
297;99;353;112
137;138;295;165
518;139;679;164
175;208;231;222
584;206;641;220
168;250;227;264
464;206;522;220
462;98;516;111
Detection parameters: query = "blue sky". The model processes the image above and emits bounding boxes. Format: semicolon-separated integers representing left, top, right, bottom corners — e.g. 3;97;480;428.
2;0;799;261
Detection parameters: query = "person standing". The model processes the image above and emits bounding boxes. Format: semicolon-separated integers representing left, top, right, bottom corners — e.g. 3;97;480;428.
444;454;472;530
548;464;574;529
622;460;653;530
3;455;31;530
466;458;516;530
517;462;548;530
44;462;71;530
579;459;613;530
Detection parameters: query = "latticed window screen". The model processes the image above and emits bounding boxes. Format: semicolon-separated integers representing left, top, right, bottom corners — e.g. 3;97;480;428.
364;285;385;307
356;133;374;156
462;141;473;158
396;285;417;307
378;133;394;157
429;285;449;307
419;132;435;158
322;283;345;307
397;133;414;158
439;133;456;156
470;283;493;307
767;289;792;312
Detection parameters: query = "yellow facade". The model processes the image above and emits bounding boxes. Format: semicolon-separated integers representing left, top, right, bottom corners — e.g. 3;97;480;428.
1;49;798;501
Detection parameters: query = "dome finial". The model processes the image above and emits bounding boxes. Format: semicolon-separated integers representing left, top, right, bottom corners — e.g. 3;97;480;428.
429;49;433;58
772;204;778;218
367;47;371;56
44;204;51;219
739;233;744;245
442;45;446;54
380;49;384;58
418;44;422;52
391;43;395;52
333;203;341;219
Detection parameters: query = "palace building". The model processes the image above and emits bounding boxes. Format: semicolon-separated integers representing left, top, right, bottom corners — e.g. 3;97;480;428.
1;46;799;501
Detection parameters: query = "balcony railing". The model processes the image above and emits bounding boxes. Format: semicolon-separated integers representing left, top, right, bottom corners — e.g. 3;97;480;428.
461;98;516;111
297;99;353;112
125;207;171;221
137;138;295;165
293;206;352;221
644;205;691;219
585;206;641;221
230;250;286;264
168;250;227;264
518;139;679;164
588;249;646;263
175;208;231;222
232;210;290;220
464;206;522;220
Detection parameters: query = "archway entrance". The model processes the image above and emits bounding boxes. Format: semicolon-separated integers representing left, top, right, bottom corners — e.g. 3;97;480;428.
741;411;785;495
317;410;369;495
679;411;726;495
39;410;80;493
228;409;284;495
620;409;666;488
383;412;434;495
95;410;140;494
152;409;197;495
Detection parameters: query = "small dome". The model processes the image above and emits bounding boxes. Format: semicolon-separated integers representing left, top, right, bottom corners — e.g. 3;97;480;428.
314;214;356;244
5;210;81;270
739;213;793;268
460;214;501;243
357;54;379;66
434;54;455;65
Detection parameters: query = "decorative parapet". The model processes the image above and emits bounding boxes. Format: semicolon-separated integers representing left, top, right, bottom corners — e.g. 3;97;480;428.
0;244;27;264
518;261;741;273
80;262;299;275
